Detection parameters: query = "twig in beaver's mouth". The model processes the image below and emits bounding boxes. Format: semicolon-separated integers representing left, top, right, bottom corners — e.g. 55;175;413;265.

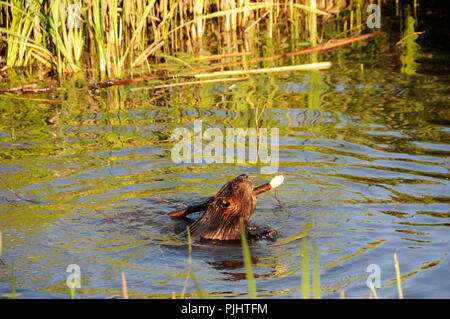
253;175;284;195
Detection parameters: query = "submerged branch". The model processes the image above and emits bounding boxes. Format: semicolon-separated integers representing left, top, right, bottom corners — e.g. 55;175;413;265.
90;74;195;89
147;76;250;90
0;177;40;204
88;205;139;223
90;61;329;91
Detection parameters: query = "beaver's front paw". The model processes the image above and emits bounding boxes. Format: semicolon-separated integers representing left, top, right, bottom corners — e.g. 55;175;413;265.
262;228;277;241
247;225;277;241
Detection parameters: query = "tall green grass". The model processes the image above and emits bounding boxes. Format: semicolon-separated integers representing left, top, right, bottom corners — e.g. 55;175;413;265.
4;0;33;67
0;0;372;79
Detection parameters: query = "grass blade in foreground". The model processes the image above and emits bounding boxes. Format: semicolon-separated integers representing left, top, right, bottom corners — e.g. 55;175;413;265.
181;226;192;299
191;273;205;299
240;218;257;299
302;237;310;299
369;282;378;299
11;263;16;299
0;231;4;266
183;226;205;299
312;243;321;299
70;283;75;299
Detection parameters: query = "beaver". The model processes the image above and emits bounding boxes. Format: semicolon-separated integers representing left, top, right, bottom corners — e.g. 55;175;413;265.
168;174;282;241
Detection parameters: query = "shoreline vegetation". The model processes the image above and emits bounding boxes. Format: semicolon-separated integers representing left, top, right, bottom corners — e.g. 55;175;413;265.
0;0;380;87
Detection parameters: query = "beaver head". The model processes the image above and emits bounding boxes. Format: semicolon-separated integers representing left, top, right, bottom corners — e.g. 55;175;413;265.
190;174;257;241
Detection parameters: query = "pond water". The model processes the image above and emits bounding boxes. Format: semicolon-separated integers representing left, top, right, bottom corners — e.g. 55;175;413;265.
0;6;449;298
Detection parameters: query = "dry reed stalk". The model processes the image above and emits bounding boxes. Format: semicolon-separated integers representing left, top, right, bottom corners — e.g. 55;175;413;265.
394;253;404;299
244;9;270;33
369;282;379;299
121;272;128;299
131;40;165;68
0;231;5;265
309;0;318;45
192;62;331;78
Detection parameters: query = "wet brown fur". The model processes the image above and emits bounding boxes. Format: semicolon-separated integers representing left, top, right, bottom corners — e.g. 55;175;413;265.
190;174;257;241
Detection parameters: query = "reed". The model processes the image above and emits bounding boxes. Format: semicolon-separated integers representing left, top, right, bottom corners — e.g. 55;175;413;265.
184;226;206;299
11;263;16;299
0;0;341;78
46;0;83;75
191;272;206;299
240;218;257;299
369;282;378;299
302;237;310;298
0;231;5;267
312;241;321;299
180;226;192;299
4;0;33;67
300;237;322;299
0;0;54;68
192;62;332;78
308;0;318;46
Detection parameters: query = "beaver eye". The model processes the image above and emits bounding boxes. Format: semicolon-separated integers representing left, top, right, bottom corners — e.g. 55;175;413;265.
220;199;230;207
